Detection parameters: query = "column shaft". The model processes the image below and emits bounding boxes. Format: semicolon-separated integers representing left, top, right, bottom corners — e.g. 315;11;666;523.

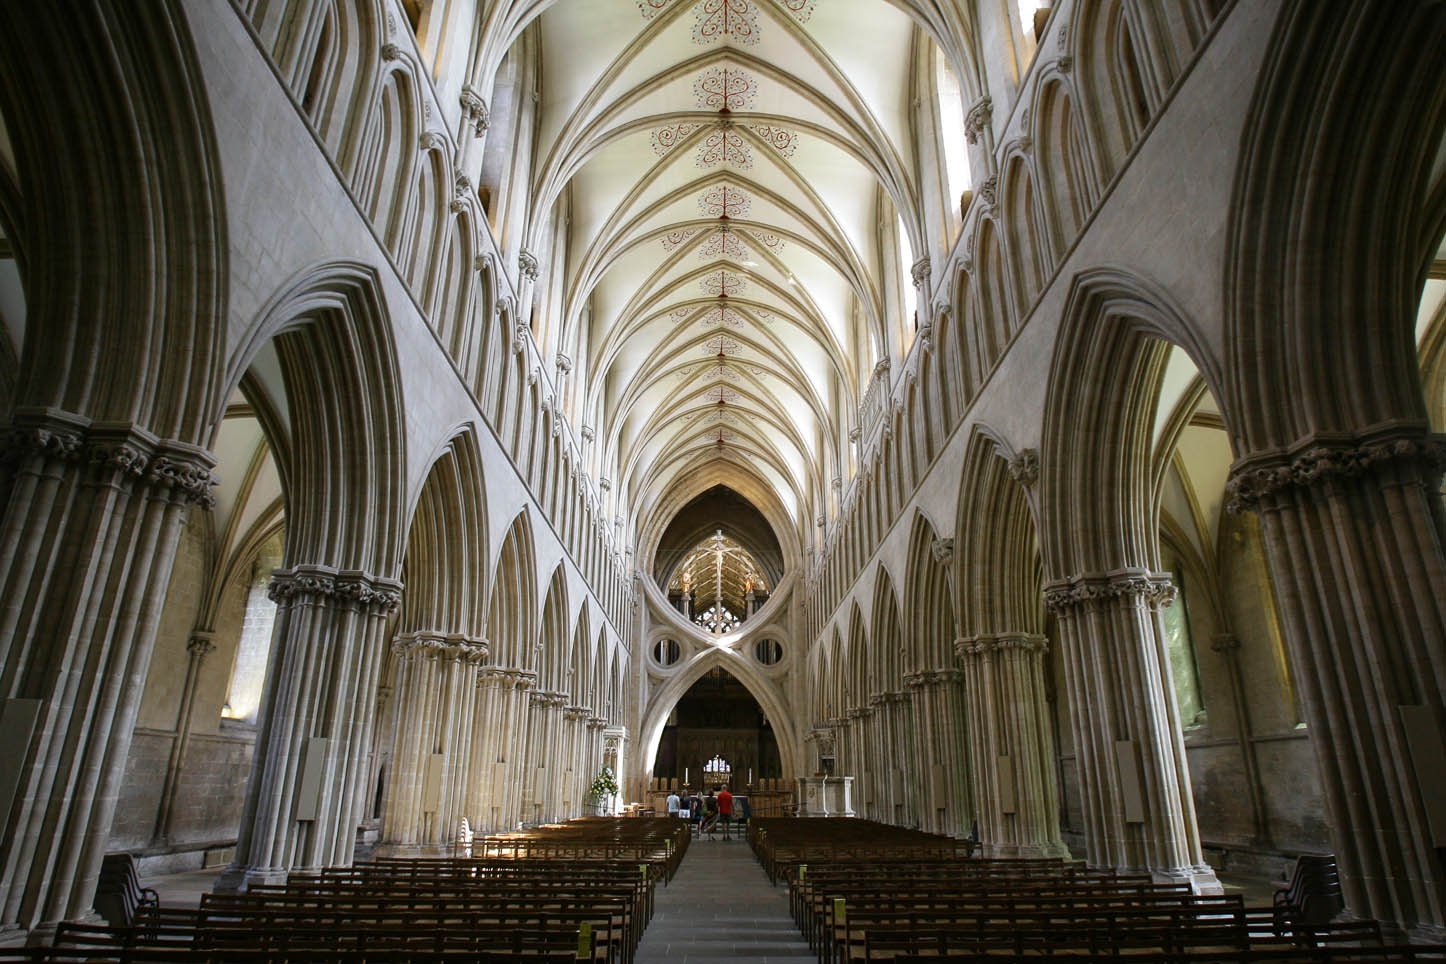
0;416;214;936
1228;432;1446;933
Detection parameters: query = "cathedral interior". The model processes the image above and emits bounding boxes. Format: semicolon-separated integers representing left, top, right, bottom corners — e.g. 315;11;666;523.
1;0;1445;946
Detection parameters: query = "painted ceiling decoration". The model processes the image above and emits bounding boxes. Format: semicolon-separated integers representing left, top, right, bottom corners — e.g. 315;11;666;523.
527;0;926;574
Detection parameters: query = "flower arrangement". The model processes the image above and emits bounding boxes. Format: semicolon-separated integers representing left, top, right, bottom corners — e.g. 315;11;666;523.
588;766;618;798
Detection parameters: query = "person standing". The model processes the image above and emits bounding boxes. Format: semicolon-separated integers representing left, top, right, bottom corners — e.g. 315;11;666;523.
666;788;681;818
717;785;734;839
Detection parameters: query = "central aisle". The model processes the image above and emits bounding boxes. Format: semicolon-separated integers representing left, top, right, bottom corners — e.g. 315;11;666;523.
635;835;815;963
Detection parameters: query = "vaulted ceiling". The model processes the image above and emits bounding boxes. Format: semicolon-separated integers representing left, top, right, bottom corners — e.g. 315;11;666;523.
509;0;944;550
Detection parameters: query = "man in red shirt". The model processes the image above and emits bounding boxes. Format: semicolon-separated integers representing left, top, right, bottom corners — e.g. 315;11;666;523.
716;785;734;839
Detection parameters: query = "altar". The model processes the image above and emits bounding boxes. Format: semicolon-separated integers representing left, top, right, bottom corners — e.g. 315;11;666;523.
796;775;855;817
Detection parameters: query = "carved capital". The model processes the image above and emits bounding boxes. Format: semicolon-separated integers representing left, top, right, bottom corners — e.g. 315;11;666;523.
187;632;217;658
964;96;992;145
555;352;572;375
518;249;540;282
1225;426;1446;513
459;85;490;135
381;42;401;61
1043;569;1176;617
419;131;446;153
978;175;998;208
910;257;931;288
268;564;402;615
1007;448;1040;487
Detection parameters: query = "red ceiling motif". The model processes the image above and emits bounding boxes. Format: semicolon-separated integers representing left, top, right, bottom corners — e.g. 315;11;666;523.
695;123;753;168
637;0;679;19
651;122;701;156
701;270;746;298
698;305;745;328
638;0;817;37
698;184;751;219
670;306;700;323
698;228;748;261
749;123;800;158
704;385;741;404
659;227;704;251
704;361;741;382
704;335;743;356
780;0;818;22
703;427;738;444
694;65;757;112
747;229;786;252
694;0;760;46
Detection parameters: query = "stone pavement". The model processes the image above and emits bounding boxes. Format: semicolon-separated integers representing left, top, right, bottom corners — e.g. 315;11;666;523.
635;835;813;963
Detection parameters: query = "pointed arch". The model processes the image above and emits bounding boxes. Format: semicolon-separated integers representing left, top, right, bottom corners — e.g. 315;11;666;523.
956;427;1045;636
487;509;539;669
636;648;801;788
226;260;409;576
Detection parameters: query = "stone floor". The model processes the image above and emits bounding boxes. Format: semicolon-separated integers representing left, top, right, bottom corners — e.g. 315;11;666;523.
634;835;814;964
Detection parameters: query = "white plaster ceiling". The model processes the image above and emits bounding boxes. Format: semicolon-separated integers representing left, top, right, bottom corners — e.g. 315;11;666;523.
518;0;926;536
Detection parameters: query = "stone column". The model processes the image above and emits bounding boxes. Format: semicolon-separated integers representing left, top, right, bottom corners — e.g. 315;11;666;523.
0;413;216;938
1227;429;1446;935
455;85;489;176
902;670;973;837
151;632;218;846
502;671;536;828
219;564;401;889
956;634;1067;857
465;667;504;831
1044;571;1219;891
381;632;488;848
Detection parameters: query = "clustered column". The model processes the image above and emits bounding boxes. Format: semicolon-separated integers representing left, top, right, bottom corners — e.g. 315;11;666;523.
221;564;401;889
903;669;972;836
955;634;1066;857
381;632;488;848
0;412;216;936
1044;571;1218;891
1227;428;1446;935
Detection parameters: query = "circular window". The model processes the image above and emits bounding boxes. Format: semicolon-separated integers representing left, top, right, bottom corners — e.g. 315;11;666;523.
754;638;783;666
653;638;681;667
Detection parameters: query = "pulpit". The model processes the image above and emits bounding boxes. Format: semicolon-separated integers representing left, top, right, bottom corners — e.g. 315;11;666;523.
796;775;855;817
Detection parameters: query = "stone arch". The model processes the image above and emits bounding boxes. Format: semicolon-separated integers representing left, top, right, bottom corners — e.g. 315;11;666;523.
1040;267;1223;577
355;65;421;245
0;0;226;445
223;260;409;577
397;426;490;639
636;647;800;791
380;426;490;848
537;564;569;692
1000;153;1047;312
1032;77;1093;252
1036;266;1219;883
903;509;955;671
1218;0;1446;929
486;509;538;671
956;427;1045;638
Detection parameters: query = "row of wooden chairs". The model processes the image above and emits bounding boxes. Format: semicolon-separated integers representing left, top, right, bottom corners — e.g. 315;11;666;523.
749;818;1446;963
0;818;686;963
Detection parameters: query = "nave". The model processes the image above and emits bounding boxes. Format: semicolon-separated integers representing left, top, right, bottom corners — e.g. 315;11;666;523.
1;0;1445;950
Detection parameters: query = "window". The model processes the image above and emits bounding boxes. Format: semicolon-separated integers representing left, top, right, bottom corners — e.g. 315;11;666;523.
653;638;681;667
754;638;783;666
1161;569;1206;728
694;604;741;635
221;534;284;724
935;50;970;236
